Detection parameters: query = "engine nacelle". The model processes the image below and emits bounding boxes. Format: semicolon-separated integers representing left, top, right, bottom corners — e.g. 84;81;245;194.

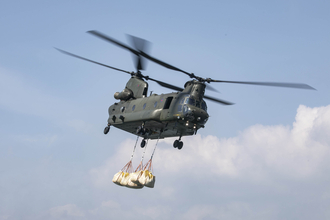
114;88;133;101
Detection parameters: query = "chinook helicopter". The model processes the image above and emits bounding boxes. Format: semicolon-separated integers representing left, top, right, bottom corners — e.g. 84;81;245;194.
57;30;315;150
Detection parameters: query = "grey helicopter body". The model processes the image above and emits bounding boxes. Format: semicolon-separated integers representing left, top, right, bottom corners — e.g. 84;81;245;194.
109;76;209;142
57;30;315;149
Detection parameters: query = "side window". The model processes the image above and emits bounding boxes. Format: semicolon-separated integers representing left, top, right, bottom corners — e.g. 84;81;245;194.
163;97;173;109
143;103;147;110
154;101;158;108
178;105;182;112
132;105;136;111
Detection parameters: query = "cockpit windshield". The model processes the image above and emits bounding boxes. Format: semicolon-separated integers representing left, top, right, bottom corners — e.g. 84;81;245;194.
181;96;207;112
186;98;195;106
201;101;207;111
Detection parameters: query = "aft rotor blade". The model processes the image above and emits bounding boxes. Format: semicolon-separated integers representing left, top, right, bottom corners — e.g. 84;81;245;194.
55;48;132;74
208;80;316;90
88;30;141;57
127;34;151;71
147;77;184;91
204;95;234;105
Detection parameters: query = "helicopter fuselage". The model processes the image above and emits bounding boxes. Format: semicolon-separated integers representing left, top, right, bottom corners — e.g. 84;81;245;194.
108;79;209;140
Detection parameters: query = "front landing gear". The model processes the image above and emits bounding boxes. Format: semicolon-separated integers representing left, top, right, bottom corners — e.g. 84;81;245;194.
173;136;183;150
141;139;146;148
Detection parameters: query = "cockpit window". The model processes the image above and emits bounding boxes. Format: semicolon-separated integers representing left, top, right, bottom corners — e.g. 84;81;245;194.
201;101;207;111
185;98;195;106
196;100;201;108
180;98;185;104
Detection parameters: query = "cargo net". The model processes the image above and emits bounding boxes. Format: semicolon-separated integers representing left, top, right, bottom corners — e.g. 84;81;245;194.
112;137;157;189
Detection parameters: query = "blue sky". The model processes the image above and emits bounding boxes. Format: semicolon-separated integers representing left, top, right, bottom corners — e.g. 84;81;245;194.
1;1;330;219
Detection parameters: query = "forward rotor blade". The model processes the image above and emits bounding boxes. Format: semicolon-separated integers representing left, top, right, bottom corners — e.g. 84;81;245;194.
147;77;184;91
139;51;192;77
147;77;231;105
209;80;316;90
204;95;234;105
55;48;132;74
205;84;219;93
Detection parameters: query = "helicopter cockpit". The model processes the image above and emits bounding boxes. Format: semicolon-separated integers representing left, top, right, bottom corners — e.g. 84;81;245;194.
178;95;207;113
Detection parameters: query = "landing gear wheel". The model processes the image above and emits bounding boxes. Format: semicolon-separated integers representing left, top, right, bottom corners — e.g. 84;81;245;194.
173;140;179;148
104;126;110;134
141;139;146;148
178;141;183;150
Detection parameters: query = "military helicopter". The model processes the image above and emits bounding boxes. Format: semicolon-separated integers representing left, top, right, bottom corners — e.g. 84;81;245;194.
56;30;315;150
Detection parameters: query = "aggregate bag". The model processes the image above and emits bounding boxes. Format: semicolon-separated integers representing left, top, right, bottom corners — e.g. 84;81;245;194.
112;171;123;185
126;175;144;189
144;172;156;188
130;171;143;184
138;171;148;185
119;172;130;186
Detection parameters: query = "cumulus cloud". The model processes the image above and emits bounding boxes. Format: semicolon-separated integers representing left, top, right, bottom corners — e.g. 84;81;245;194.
87;104;330;219
92;104;330;186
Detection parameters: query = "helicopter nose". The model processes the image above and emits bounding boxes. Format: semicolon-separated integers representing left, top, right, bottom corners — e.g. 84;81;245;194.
187;109;209;125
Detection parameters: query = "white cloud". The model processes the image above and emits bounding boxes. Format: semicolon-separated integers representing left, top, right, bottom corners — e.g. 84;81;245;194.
86;104;330;219
152;104;330;182
91;105;330;185
48;204;85;218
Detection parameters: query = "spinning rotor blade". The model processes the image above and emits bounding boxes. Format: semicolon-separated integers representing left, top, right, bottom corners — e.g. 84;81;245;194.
55;48;132;75
208;79;316;90
205;84;219;93
204;95;234;105
87;30;316;92
88;30;193;77
147;77;184;92
88;30;140;57
127;34;151;71
88;31;142;71
146;77;232;105
139;51;192;77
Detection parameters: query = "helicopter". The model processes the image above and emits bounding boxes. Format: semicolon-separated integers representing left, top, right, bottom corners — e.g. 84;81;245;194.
56;30;315;150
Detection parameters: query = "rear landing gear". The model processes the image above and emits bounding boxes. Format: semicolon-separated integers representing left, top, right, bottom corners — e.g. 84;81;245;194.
173;137;183;150
104;124;110;134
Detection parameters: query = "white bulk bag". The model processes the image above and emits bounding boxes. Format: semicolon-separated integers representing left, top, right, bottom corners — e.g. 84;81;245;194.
138;171;149;185
112;171;123;185
126;175;144;189
144;172;155;188
119;172;130;186
130;171;143;184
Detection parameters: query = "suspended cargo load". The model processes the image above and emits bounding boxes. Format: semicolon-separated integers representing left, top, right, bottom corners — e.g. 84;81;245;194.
131;159;156;188
112;160;131;185
130;161;144;183
112;135;158;189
